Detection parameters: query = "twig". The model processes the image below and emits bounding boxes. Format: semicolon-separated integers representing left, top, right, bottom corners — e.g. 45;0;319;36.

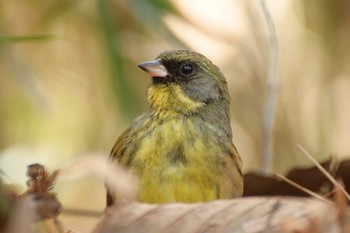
275;173;332;204
296;145;350;201
61;208;102;218
260;0;279;174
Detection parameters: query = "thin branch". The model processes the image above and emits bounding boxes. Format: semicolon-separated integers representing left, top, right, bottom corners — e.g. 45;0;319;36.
275;173;332;204
260;0;279;174
61;208;103;218
296;144;350;201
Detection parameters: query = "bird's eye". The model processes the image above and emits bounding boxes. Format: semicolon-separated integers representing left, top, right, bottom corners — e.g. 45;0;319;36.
181;63;194;75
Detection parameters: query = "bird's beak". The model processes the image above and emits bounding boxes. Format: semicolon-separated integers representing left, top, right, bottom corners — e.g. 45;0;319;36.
137;59;168;78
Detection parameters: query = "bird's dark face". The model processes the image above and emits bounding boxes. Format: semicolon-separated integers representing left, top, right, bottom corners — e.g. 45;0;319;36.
138;50;230;116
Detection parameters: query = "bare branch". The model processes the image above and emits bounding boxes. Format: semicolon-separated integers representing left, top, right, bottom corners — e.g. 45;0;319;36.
297;145;350;201
275;173;332;204
260;0;279;173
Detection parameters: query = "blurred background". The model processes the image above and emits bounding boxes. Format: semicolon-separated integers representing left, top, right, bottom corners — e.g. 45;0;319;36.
1;0;350;230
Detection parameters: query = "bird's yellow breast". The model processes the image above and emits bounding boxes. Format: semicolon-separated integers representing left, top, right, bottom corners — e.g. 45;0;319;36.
124;116;228;203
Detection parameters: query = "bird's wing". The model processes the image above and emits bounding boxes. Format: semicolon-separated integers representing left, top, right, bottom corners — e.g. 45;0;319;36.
106;127;131;206
110;128;131;162
223;143;243;198
230;143;243;175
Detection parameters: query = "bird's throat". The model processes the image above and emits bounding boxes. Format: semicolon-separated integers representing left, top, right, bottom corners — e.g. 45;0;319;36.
147;84;205;118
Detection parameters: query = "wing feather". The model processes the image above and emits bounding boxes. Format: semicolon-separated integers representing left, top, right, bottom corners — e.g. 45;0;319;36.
106;128;131;206
223;143;243;198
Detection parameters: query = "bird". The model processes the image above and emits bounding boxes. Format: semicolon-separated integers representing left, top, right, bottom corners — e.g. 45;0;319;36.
107;49;243;205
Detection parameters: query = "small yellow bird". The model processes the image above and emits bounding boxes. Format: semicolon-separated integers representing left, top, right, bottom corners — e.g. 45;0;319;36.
107;50;242;205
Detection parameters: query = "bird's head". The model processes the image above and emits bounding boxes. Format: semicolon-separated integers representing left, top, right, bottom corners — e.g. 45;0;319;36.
138;50;230;117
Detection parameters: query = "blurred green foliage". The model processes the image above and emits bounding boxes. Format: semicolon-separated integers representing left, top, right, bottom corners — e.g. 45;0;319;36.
98;0;139;120
0;34;54;44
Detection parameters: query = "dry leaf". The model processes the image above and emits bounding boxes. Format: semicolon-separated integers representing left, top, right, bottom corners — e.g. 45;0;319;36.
95;197;345;233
